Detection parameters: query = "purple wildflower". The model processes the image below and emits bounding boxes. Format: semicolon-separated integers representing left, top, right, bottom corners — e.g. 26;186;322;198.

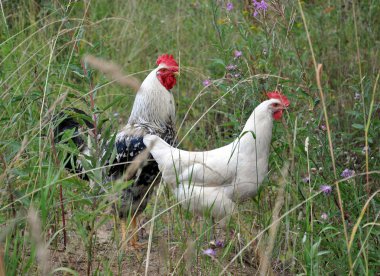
203;248;216;257
320;185;332;195
226;64;237;71
252;0;268;17
302;176;310;183
320;124;327;131
226;2;234;11
321;213;328;220
209;239;224;248
341;169;354;179
354;92;361;100
203;79;211;87
234;73;241;78
234;50;242;58
215;240;224;248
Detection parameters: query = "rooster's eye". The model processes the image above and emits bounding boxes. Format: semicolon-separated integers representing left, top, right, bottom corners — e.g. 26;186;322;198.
157;68;168;76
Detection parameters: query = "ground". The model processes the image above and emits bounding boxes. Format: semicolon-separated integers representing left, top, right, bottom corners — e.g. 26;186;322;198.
49;210;260;275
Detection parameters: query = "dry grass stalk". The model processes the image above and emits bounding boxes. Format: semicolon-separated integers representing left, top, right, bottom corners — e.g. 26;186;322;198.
42;92;67;125
0;244;5;276
0;135;28;183
27;208;50;275
184;239;196;275
83;55;141;91
158;237;169;275
258;163;289;276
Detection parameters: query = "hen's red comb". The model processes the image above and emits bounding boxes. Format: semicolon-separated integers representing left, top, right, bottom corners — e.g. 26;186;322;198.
156;54;179;68
267;91;290;107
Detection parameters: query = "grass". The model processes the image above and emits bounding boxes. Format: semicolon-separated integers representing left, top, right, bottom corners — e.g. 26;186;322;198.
0;0;379;275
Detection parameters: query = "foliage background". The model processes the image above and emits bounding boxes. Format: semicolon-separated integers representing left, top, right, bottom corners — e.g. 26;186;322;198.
0;0;379;275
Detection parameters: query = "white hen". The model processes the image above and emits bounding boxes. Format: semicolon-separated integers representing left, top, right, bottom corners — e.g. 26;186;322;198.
143;93;290;221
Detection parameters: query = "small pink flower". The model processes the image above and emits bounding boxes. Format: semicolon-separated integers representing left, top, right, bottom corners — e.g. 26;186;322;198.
215;240;224;248
320;185;332;195
226;64;237;71
234;50;242;58
203;248;216;257
321;213;328;220
320;124;327;131
252;0;268;17
226;2;234;11
302;176;310;183
203;79;211;87
341;169;354;179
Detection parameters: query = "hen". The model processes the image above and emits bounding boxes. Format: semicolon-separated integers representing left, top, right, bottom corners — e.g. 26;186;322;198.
143;92;290;223
55;54;179;248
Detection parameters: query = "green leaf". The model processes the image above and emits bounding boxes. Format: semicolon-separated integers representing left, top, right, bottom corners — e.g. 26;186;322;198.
352;123;364;129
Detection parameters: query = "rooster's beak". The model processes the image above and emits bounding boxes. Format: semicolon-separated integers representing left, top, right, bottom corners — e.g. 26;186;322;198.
173;71;180;77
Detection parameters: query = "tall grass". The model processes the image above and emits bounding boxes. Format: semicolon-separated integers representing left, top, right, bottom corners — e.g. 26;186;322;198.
0;0;379;275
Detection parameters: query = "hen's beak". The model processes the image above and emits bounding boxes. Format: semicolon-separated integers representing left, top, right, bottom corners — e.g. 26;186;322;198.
173;71;180;77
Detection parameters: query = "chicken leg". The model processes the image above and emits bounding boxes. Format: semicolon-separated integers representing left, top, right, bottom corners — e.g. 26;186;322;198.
121;216;146;250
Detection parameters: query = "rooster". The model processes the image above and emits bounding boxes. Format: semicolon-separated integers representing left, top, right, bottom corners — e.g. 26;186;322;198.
55;54;179;248
143;92;290;224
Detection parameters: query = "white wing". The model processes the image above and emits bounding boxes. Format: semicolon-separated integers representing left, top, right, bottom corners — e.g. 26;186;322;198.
143;135;243;187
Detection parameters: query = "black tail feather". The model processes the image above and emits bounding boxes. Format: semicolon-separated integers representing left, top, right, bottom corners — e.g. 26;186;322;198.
54;108;94;178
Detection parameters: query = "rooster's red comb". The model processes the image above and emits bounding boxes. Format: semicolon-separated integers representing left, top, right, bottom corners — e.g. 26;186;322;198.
267;91;290;107
156;54;179;68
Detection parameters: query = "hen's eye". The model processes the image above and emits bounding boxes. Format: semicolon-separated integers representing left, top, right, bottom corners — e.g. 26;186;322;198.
157;68;167;75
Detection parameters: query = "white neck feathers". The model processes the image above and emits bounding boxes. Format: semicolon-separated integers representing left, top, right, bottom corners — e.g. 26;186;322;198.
128;68;176;130
238;100;274;158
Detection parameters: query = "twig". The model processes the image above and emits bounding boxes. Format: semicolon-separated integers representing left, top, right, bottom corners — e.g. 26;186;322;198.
50;132;67;250
258;163;289;276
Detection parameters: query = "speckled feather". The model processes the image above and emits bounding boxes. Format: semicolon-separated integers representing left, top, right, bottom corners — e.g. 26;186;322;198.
111;123;176;219
55;114;176;218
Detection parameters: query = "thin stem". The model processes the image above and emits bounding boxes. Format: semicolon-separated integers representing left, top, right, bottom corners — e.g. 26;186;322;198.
364;72;379;189
352;0;370;194
296;1;352;271
50;132;67;250
0;0;9;35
